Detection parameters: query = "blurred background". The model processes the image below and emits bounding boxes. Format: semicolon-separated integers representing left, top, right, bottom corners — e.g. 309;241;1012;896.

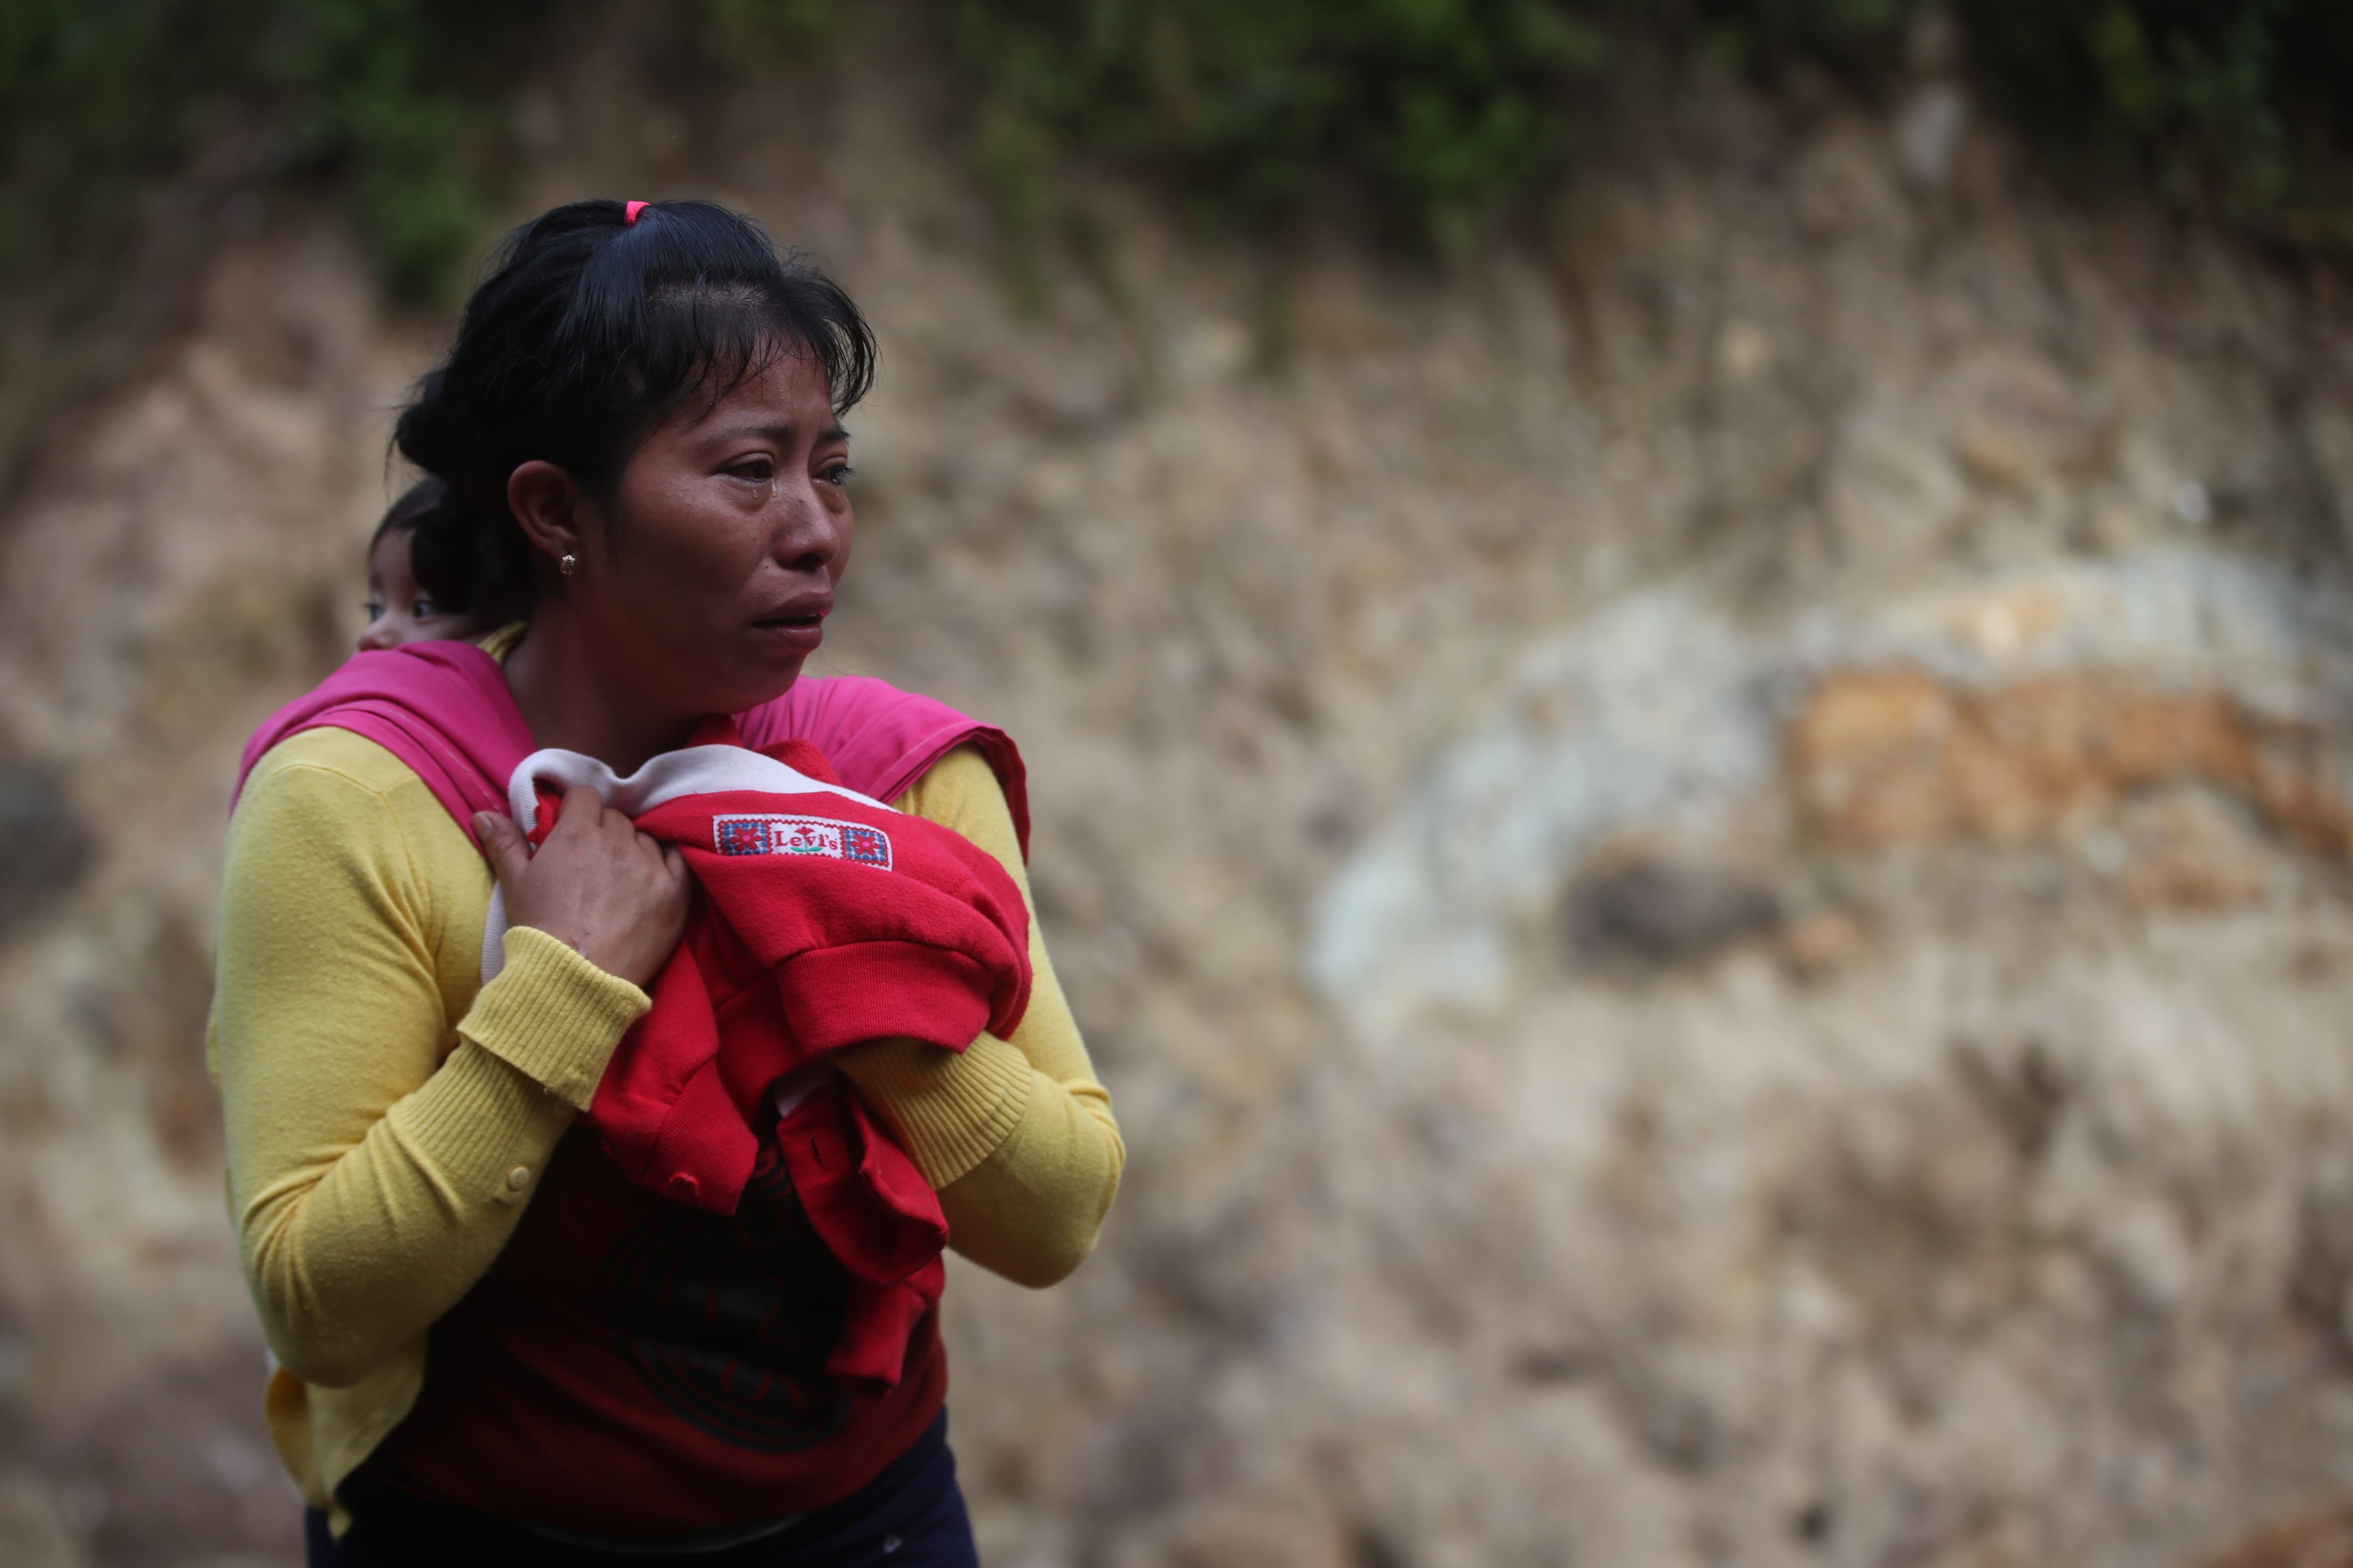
7;2;2353;1565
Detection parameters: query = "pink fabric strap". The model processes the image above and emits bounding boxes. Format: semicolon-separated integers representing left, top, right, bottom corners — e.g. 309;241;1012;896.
738;676;1029;857
234;642;530;846
623;200;649;226
235;643;1028;857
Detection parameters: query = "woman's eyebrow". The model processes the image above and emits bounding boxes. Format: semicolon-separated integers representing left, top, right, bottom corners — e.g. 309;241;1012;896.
700;422;852;445
704;422;793;445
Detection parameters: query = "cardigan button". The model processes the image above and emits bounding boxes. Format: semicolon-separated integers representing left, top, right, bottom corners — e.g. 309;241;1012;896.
667;1172;699;1200
506;1165;531;1191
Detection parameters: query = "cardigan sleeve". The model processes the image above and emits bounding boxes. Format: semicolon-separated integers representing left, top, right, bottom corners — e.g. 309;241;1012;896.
210;737;649;1386
831;746;1124;1287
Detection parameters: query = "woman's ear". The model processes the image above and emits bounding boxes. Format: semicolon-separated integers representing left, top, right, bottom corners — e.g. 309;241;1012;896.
507;460;585;568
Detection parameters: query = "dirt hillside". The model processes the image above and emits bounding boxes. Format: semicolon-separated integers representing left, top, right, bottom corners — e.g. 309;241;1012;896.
5;40;2353;1568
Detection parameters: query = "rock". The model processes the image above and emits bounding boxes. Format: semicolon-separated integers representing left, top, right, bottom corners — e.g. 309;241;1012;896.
1787;668;2348;858
0;762;93;942
46;1343;303;1567
1780;909;1870;977
2115;788;2276;910
1945;352;2084;493
2203;1501;2353;1568
0;1476;87;1568
15;45;2353;1568
2287;1152;2353;1357
1827;401;1971;568
1563;857;1782;967
1787;669;1958;843
1954;418;2035;487
1715;319;1774;387
1895;84;1970;191
1148;1497;1354;1568
2305;398;2353;552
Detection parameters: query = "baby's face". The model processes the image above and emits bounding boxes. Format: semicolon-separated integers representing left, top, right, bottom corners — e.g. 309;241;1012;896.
360;530;480;651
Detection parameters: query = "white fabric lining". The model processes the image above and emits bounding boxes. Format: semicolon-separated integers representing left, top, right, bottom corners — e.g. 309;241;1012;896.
479;745;894;984
481;884;510;983
506;744;885;833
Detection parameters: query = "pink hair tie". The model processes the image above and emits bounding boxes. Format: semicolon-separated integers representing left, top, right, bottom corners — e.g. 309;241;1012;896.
624;200;650;226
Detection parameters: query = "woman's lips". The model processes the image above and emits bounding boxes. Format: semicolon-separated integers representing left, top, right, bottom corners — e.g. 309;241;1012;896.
752;605;829;651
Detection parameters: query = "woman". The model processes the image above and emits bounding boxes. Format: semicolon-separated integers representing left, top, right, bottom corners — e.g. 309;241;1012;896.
209;198;1123;1565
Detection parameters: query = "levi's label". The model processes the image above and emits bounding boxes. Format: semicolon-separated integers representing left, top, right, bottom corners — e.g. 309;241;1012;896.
712;814;893;870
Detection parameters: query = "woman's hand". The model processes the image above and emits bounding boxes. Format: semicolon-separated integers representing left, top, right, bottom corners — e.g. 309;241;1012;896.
474;787;693;988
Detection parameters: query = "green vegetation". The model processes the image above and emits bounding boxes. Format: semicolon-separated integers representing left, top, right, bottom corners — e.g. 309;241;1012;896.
943;0;1617;251
0;1;2348;353
0;0;541;479
1;0;517;304
942;1;2353;253
1;0;253;478
1959;1;2353;248
261;0;518;304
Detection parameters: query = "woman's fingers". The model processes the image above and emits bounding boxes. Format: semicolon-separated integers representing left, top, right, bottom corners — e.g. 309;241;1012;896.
472;812;533;886
488;788;697;987
550;785;609;841
647;839;695;935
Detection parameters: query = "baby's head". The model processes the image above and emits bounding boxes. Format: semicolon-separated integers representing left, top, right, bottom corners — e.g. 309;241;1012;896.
360;478;485;651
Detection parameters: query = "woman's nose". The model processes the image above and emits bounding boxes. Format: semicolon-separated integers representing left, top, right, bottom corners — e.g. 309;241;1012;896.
773;482;847;574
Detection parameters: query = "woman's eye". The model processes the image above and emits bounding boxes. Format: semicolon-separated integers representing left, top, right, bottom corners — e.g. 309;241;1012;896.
820;463;855;487
730;459;776;483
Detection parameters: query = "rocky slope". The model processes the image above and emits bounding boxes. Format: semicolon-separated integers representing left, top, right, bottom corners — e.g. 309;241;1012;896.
4;41;2353;1568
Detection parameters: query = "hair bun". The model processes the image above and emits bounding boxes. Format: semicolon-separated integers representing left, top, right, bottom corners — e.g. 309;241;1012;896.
392;374;465;481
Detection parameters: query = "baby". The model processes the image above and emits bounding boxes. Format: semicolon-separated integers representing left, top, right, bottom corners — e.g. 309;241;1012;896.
359;478;485;651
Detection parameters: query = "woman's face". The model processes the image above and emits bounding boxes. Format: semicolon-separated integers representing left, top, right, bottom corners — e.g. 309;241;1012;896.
570;348;855;718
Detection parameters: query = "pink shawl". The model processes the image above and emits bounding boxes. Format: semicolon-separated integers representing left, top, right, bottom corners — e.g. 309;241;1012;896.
234;641;1028;856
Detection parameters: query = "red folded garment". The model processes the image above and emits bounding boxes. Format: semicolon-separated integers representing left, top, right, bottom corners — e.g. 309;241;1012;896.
489;720;1031;1386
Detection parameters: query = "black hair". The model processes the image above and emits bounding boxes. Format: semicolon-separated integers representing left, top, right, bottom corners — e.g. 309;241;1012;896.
369;475;450;551
368;475;486;619
391;198;877;623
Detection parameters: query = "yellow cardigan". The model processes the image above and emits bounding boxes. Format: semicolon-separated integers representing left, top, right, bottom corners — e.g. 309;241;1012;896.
207;671;1122;1520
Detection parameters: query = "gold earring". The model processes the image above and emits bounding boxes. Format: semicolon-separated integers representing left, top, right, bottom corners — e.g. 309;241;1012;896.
559;552;578;576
